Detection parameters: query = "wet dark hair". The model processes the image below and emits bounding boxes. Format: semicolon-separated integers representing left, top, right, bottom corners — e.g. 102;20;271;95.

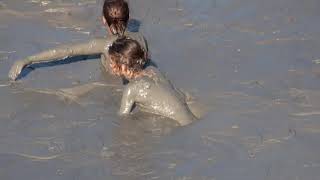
103;0;129;36
108;38;148;79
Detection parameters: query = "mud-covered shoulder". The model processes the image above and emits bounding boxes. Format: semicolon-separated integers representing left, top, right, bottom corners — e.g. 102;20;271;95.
143;66;171;85
128;77;152;98
124;32;148;52
131;77;152;89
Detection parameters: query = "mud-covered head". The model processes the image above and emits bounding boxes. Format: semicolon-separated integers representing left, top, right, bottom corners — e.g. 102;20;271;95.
102;0;129;36
108;38;148;79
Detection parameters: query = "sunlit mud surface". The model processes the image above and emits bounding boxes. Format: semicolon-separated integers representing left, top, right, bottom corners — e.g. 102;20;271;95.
1;0;320;179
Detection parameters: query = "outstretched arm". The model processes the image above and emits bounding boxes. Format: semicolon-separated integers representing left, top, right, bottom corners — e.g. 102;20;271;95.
8;38;107;80
119;85;136;115
137;34;149;59
143;35;149;58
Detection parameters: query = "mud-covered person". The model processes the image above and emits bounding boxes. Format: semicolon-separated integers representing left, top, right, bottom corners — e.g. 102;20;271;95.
108;38;196;126
8;0;148;81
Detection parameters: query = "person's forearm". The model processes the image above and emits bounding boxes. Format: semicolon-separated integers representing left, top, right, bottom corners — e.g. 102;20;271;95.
23;48;71;65
23;39;106;65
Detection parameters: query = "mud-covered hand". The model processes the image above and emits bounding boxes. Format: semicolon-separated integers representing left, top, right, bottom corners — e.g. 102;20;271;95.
8;60;28;81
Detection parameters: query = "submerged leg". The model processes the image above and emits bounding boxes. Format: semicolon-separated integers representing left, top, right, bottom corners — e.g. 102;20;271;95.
23;82;121;105
23;87;81;104
59;82;119;97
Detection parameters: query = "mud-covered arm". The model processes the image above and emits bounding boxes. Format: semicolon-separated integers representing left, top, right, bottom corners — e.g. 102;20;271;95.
139;34;149;58
8;38;108;80
23;38;107;65
119;85;136;115
141;35;149;55
128;32;149;58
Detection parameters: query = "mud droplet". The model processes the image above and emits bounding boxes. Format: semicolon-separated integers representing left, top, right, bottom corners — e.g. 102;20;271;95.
56;169;63;176
312;59;320;64
41;1;51;6
168;163;177;169
41;113;55;119
232;125;239;129
100;146;115;158
184;23;193;27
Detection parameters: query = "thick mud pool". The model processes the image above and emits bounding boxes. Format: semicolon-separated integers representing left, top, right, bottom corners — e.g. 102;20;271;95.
1;0;320;179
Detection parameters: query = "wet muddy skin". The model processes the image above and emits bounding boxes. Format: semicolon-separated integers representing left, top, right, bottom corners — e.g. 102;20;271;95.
8;30;148;80
1;0;320;179
119;66;196;126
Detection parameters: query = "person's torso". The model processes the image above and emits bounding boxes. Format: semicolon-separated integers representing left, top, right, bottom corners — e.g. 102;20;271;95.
130;67;193;121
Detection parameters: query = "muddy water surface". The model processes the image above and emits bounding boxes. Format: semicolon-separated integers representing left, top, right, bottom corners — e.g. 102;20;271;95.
1;0;320;179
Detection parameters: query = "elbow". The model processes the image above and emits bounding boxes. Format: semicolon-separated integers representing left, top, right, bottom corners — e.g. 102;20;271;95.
118;111;130;118
118;100;134;116
178;119;193;126
176;114;195;126
118;108;130;116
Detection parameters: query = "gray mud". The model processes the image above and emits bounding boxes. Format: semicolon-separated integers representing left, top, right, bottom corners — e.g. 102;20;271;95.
1;0;320;179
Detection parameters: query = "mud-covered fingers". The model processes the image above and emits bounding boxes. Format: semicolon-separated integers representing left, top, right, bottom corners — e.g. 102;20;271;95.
8;61;24;80
8;66;17;80
8;65;19;80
